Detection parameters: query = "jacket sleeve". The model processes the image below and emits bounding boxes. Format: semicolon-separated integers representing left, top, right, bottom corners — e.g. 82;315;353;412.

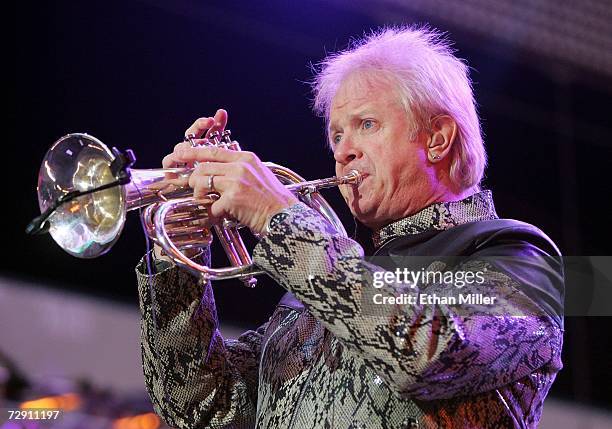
252;203;564;400
136;251;267;428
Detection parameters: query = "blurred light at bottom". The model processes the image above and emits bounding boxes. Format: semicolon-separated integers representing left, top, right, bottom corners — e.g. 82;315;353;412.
113;412;160;429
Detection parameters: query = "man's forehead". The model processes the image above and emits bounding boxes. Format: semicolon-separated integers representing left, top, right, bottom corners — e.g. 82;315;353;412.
330;82;377;123
330;96;373;117
332;75;379;108
329;74;399;129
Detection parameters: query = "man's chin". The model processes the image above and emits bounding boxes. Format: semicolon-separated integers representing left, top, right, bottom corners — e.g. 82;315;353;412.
347;199;378;228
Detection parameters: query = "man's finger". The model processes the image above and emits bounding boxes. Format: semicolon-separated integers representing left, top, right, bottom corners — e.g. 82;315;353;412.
173;141;193;152
193;161;231;177
185;117;215;139
162;154;177;169
205;109;228;139
175;145;247;164
191;174;230;198
188;162;230;189
207;196;229;220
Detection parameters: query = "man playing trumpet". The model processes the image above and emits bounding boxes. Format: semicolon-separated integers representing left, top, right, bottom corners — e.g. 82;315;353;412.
137;26;563;429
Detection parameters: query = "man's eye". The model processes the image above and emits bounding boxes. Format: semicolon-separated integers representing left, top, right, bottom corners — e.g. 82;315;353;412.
362;120;375;130
333;134;342;144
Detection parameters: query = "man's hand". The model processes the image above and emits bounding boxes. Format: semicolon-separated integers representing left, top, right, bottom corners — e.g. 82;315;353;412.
164;109;299;235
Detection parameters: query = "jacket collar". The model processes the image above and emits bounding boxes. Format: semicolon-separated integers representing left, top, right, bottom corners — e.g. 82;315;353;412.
372;190;498;248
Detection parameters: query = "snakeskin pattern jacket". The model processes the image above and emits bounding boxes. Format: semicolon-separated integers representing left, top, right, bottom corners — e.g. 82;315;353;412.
136;190;564;429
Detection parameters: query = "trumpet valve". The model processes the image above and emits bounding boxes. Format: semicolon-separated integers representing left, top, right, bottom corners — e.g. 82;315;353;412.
222;130;241;151
208;131;222;146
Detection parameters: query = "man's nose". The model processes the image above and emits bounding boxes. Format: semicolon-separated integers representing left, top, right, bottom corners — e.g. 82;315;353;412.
333;136;362;165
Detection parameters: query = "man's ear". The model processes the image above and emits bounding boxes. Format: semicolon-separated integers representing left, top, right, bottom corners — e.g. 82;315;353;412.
427;115;457;163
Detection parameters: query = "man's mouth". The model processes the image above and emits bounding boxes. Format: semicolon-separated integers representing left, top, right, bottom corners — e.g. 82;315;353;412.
345;169;368;180
340;169;369;194
357;173;369;188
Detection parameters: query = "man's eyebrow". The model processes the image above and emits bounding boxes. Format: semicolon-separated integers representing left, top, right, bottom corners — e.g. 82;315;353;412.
353;106;375;117
328;104;376;132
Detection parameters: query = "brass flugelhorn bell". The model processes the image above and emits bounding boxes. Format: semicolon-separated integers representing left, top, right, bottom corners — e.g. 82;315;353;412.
31;132;362;284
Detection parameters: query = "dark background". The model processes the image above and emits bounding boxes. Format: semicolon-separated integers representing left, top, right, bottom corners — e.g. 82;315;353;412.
11;0;612;410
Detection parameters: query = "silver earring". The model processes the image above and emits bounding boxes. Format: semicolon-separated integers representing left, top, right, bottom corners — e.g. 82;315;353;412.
430;153;441;161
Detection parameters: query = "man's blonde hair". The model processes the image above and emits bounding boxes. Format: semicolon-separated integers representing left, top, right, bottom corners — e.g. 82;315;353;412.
312;26;486;190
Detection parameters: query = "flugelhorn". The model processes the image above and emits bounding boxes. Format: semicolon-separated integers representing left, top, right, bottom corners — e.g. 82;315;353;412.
29;132;362;284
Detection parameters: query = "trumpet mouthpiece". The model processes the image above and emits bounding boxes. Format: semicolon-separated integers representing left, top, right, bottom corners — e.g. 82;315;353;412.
343;170;363;186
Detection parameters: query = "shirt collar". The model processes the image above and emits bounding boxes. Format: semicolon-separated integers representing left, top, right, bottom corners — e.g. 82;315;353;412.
372;190;498;248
